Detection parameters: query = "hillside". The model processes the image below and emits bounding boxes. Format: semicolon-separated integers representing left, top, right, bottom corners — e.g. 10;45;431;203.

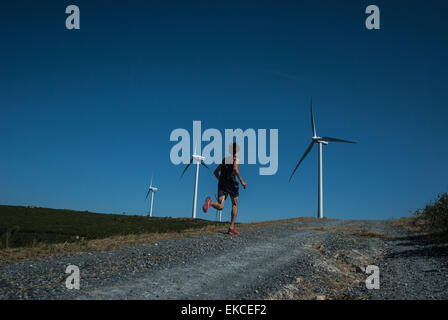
0;205;221;249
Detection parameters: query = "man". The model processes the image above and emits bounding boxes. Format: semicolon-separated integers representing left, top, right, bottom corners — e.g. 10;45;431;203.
202;142;247;235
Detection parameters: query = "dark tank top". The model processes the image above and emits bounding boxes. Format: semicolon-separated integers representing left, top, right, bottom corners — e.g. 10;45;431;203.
219;157;237;183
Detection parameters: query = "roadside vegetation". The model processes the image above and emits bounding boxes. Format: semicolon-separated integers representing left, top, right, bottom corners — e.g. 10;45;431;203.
393;192;448;242
413;192;448;234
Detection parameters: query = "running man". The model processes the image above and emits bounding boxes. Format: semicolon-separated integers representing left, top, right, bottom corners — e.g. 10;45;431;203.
202;142;247;235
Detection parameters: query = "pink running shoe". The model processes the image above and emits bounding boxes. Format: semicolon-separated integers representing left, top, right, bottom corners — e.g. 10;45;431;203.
228;228;240;235
202;196;212;213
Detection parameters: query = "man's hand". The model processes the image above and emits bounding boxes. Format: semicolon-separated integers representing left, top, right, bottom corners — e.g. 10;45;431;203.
241;181;247;189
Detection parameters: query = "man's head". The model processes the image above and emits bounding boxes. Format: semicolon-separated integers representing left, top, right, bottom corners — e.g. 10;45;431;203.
229;142;240;156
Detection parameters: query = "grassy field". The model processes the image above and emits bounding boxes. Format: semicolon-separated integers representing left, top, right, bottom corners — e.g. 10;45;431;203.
0;205;222;249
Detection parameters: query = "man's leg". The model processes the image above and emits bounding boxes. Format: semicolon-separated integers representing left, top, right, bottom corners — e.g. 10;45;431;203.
211;195;225;211
229;196;238;230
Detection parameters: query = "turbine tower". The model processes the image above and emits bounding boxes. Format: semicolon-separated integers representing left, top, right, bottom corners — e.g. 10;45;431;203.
145;174;158;217
289;98;356;219
180;143;209;219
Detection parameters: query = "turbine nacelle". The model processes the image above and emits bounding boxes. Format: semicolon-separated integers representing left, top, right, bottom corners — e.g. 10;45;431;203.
192;154;205;162
146;174;158;195
312;136;328;144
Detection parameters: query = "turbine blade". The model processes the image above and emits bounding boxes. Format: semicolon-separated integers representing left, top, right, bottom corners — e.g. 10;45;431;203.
289;141;315;182
145;188;151;200
200;161;210;170
150;174;153;188
193;139;197;156
321;136;357;144
311;97;317;137
180;157;193;180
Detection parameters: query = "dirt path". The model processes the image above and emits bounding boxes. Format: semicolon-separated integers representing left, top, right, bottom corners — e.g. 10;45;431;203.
1;219;447;300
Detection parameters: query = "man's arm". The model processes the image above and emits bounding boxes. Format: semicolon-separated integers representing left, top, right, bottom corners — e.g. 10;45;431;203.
214;164;221;180
233;158;247;189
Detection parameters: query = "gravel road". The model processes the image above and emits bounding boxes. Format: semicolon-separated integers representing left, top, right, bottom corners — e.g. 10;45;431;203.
1;219;447;300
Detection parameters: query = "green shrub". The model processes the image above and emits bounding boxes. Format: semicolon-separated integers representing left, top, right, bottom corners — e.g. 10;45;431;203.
414;192;448;233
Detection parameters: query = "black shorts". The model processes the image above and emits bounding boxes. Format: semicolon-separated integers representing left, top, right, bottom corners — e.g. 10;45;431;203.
218;179;239;199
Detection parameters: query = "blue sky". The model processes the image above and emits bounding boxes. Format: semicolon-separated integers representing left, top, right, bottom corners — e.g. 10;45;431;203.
1;0;447;222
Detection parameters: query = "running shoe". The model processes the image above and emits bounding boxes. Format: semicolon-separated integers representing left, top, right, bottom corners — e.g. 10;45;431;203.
202;196;212;213
228;228;240;235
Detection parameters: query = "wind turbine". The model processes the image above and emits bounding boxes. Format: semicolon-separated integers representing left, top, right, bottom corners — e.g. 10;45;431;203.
180;143;210;219
145;174;158;217
289;98;356;219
